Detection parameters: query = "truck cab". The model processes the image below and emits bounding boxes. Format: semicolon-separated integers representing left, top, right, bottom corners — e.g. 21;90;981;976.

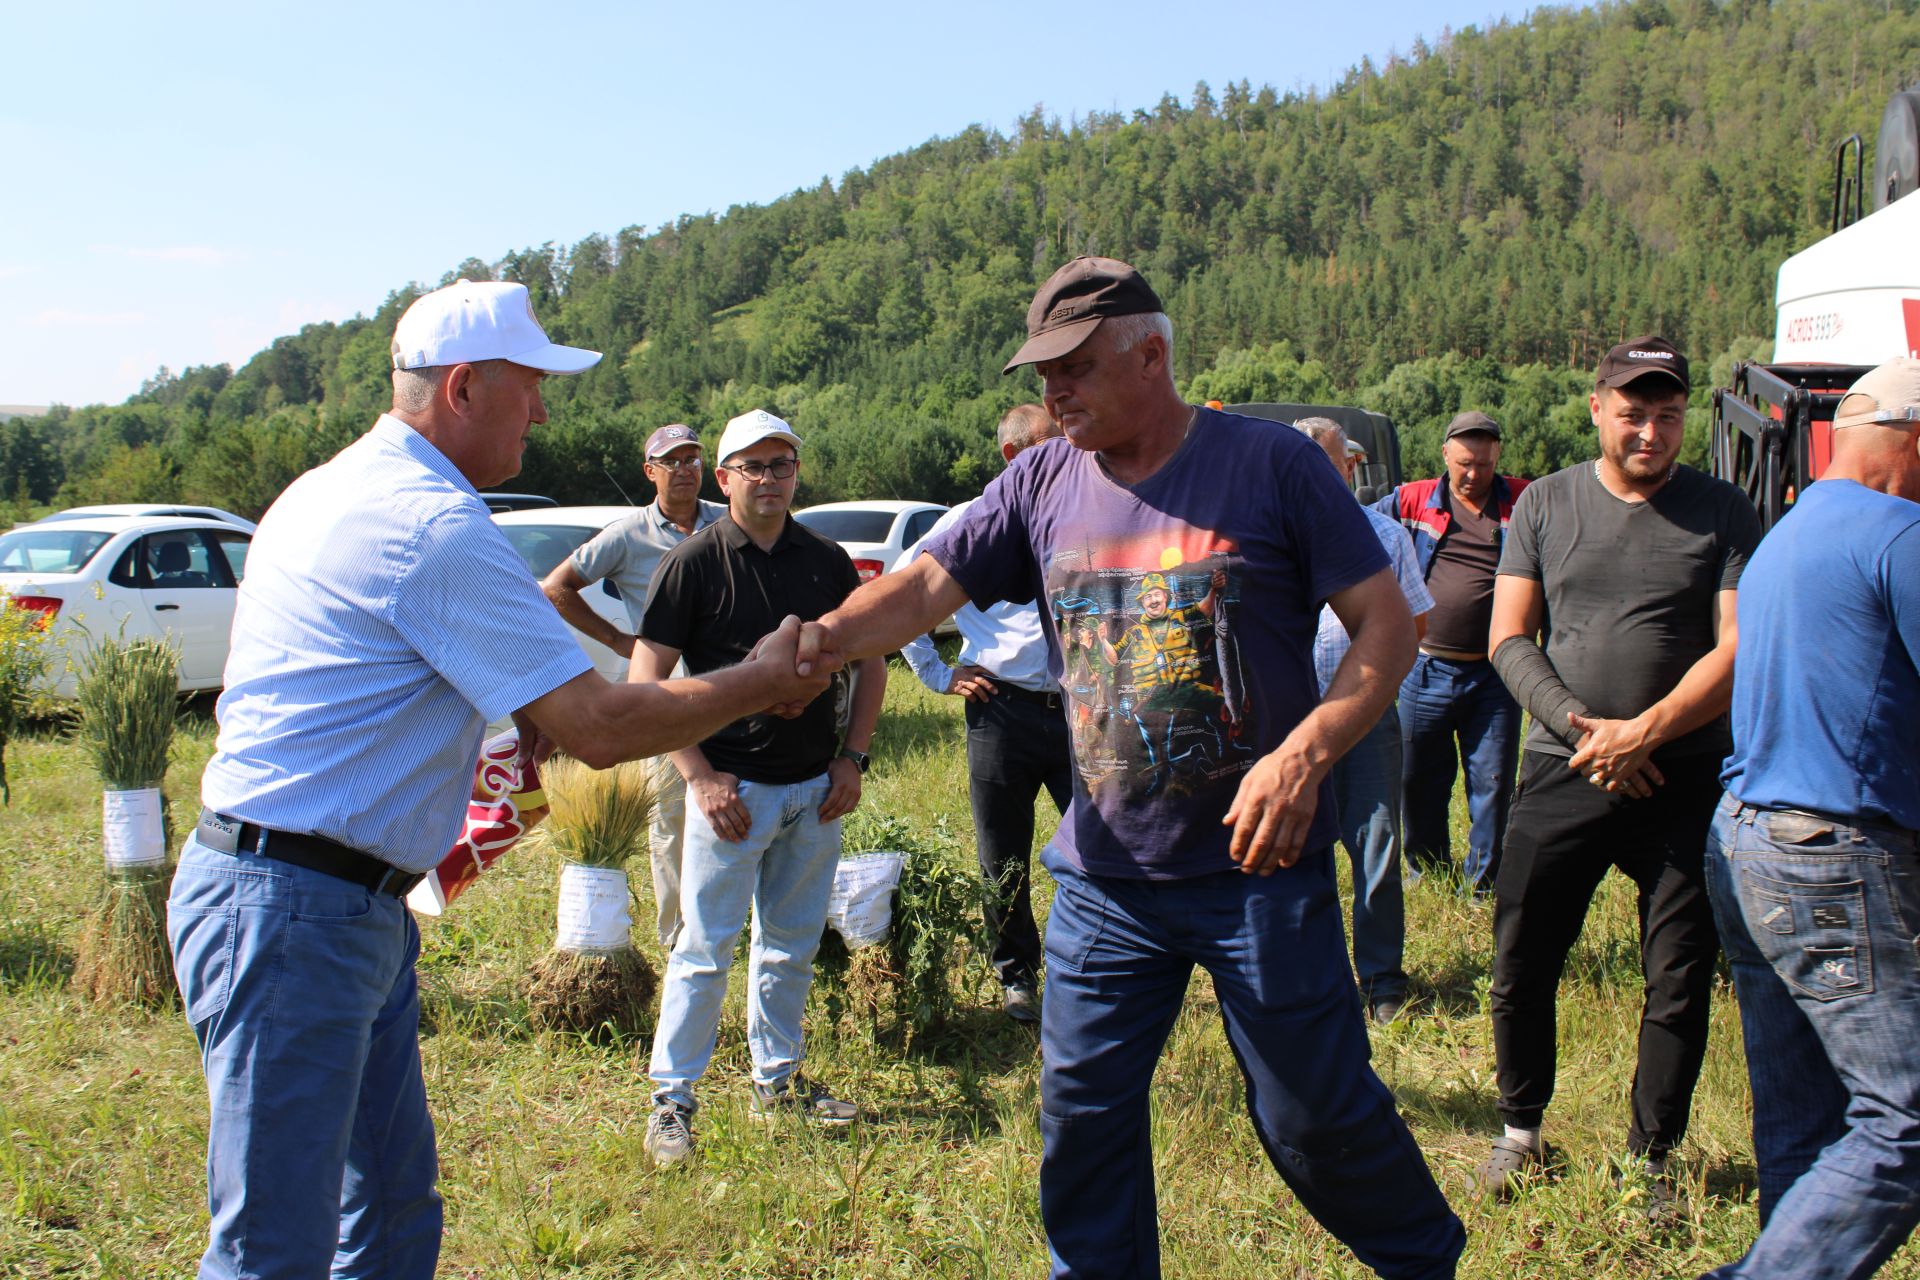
1714;89;1920;529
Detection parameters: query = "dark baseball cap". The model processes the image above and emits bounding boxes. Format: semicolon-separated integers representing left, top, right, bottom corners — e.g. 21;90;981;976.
1003;256;1164;373
1596;336;1689;394
1445;410;1501;441
644;424;700;459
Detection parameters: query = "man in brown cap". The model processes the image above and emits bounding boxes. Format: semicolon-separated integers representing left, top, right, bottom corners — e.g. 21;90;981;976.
1371;411;1531;896
1478;336;1761;1203
792;256;1465;1278
1702;357;1920;1278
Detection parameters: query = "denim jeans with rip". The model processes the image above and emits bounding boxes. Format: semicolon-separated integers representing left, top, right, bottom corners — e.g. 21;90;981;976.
1702;796;1920;1280
649;772;840;1110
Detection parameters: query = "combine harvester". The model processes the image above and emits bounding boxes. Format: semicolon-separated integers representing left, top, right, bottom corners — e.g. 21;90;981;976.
1715;88;1920;529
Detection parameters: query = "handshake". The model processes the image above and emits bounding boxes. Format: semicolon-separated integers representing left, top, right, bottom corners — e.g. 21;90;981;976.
748;616;848;716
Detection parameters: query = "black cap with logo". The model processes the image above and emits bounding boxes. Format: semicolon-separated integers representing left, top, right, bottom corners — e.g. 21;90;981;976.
1003;257;1165;373
1596;336;1689;394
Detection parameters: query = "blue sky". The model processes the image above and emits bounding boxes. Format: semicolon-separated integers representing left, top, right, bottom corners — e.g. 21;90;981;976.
1;1;1531;407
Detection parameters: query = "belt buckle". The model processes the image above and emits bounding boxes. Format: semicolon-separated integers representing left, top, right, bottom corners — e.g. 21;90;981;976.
372;865;425;898
196;809;242;854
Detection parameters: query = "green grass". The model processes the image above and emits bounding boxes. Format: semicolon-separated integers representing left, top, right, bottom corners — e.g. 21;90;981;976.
1;672;1914;1277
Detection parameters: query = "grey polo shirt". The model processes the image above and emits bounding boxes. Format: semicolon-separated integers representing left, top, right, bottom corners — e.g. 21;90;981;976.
569;499;725;633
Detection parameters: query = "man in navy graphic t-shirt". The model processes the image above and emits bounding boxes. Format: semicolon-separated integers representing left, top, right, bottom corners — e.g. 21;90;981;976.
791;257;1465;1279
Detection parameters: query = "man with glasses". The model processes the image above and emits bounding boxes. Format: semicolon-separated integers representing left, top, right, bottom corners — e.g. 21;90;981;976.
540;423;723;947
631;408;885;1166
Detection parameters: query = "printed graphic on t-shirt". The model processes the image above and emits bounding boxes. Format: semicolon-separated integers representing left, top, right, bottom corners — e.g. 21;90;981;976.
1046;527;1255;801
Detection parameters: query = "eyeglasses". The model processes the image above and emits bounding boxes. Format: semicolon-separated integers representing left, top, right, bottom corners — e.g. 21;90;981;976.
721;458;798;481
648;455;703;472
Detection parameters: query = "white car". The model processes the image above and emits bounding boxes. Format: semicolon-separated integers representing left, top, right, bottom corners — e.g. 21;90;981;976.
792;500;948;584
492;505;638;683
31;503;258;533
0;516;253;696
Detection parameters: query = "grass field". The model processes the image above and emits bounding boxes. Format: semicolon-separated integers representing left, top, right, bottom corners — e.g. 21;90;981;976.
2;668;1913;1278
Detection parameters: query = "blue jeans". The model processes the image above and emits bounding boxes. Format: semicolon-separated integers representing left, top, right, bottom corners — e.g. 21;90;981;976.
1399;654;1519;892
1036;846;1464;1280
167;835;441;1280
1702;796;1920;1280
650;772;841;1108
1332;704;1407;999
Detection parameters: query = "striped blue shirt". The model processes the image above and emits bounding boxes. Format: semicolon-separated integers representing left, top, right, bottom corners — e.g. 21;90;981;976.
1313;504;1433;696
202;415;592;871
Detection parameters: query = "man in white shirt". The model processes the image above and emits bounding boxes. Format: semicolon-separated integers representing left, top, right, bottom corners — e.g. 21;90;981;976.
900;404;1069;1023
1298;418;1433;1025
169;281;828;1280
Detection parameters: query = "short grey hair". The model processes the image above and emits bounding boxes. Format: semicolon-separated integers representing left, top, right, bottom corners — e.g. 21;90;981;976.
997;403;1058;453
391;365;446;414
1104;311;1173;354
391;358;512;413
1292;416;1347;448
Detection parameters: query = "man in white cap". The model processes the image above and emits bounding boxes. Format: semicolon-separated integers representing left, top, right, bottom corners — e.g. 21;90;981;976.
631;408;885;1166
166;282;832;1279
541;421;725;948
1702;357;1920;1279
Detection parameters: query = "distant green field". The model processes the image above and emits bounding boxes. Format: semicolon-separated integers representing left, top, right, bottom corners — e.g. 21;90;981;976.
2;669;1912;1278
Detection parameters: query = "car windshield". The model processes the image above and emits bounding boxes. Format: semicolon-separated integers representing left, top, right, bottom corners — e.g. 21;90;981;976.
498;524;598;578
794;510;895;544
0;527;113;575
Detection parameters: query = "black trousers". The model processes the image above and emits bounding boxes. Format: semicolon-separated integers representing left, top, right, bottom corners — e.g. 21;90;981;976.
1489;749;1722;1156
966;689;1074;986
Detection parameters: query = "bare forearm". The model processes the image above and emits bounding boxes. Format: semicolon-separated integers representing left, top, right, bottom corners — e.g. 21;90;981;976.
552;667;789;768
842;656;887;752
668;743;715;783
1290;607;1414;777
820;558;970;662
1637;642;1737;748
544;582;629;653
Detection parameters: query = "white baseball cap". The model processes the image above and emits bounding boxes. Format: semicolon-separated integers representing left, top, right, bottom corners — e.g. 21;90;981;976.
1833;357;1920;429
390;279;601;374
716;409;803;464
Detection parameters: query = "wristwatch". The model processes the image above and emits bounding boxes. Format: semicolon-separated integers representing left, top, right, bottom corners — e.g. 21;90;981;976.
836;747;871;774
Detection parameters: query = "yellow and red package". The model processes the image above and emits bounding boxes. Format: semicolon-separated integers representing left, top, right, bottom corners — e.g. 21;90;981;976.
407;728;549;915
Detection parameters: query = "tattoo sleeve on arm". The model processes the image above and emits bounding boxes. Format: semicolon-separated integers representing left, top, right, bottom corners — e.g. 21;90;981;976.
1491;634;1594;749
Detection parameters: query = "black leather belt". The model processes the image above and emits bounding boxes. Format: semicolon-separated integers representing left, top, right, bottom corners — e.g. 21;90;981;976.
997;683;1064;710
196;809;425;897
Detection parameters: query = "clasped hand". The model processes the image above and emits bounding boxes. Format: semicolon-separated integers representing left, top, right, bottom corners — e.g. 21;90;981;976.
747;616;842;717
1566;713;1665;798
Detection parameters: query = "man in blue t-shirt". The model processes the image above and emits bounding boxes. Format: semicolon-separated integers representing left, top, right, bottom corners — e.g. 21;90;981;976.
792;257;1465;1279
1702;358;1920;1280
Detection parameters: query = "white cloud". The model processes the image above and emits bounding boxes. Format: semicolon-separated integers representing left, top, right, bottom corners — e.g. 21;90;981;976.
0;264;29;281
90;244;238;267
35;309;148;328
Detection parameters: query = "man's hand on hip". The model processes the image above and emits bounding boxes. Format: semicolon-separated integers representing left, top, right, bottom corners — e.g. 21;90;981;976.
946;665;998;702
1222;746;1321;874
690;770;751;842
818;756;863;822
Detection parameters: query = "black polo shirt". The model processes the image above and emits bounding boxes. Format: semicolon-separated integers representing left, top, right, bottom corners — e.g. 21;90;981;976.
640;512;861;784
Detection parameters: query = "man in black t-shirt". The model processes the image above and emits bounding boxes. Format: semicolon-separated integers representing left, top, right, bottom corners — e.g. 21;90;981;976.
630;409;886;1167
1476;338;1761;1202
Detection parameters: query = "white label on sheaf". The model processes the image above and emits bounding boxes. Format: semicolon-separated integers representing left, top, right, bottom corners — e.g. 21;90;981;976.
827;851;904;949
103;788;167;868
554;863;632;951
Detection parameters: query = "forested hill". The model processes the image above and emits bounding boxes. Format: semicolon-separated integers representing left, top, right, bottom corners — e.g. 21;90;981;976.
7;0;1917;516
